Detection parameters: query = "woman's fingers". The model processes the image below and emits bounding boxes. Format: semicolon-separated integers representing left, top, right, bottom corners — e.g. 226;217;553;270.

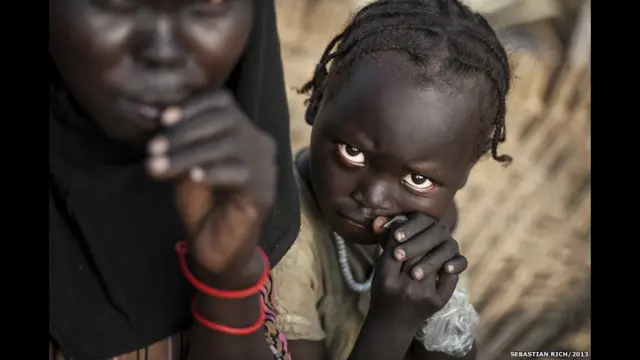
151;111;236;153
147;137;237;179
189;162;251;187
160;91;233;127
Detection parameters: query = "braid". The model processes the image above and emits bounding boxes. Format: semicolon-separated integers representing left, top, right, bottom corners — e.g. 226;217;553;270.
298;0;512;164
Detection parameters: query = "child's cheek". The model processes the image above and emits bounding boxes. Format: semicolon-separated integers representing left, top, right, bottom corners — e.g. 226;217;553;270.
408;188;456;222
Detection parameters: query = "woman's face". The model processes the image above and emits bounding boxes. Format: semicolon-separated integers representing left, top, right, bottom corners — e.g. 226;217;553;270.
49;0;254;144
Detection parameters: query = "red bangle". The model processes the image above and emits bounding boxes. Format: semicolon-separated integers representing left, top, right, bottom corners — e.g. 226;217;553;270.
175;241;270;299
191;296;265;336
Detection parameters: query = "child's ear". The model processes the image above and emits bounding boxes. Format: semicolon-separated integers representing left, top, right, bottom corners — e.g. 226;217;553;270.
305;105;317;125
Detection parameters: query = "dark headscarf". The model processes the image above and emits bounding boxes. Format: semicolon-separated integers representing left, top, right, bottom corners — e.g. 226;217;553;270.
49;1;300;359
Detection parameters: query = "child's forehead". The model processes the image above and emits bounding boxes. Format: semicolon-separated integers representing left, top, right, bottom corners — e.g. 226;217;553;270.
320;54;482;163
339;52;420;90
331;52;483;112
327;64;481;138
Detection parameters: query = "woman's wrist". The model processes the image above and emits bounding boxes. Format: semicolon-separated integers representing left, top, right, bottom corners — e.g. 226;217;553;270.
193;290;263;330
190;245;266;290
189;246;266;332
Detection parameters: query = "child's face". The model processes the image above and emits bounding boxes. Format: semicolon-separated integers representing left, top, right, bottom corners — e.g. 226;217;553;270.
309;53;484;245
49;0;254;144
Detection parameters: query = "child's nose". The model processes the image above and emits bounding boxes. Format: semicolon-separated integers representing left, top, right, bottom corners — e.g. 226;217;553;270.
352;179;394;212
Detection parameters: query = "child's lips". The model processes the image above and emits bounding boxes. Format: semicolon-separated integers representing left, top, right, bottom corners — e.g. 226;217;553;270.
338;212;374;229
339;212;408;233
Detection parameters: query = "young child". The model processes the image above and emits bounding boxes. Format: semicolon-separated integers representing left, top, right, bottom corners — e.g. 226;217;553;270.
271;0;512;359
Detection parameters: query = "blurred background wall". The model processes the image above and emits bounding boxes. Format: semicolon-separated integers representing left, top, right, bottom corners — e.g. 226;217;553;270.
274;1;591;359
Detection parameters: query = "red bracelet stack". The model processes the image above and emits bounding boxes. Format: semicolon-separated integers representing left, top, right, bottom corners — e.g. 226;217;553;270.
175;241;270;336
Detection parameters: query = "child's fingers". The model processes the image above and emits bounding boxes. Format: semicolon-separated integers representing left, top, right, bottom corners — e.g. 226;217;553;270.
392;213;435;243
442;255;468;275
377;227;404;276
393;225;448;262
408;239;459;280
436;273;459;303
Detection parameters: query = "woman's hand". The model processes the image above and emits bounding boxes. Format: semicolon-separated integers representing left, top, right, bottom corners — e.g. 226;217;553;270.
146;89;277;281
368;213;467;330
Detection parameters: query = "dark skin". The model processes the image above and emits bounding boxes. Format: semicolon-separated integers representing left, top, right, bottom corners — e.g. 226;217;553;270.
290;52;482;360
50;1;278;359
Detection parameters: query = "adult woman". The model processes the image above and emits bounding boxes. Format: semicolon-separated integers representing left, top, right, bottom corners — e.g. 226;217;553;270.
49;0;300;359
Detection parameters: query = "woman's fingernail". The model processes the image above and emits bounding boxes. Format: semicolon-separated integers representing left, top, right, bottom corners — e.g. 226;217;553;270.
190;167;205;183
139;105;160;119
446;264;456;274
394;248;406;261
161;106;182;127
148;156;170;174
413;268;424;280
394;230;406;242
147;137;169;155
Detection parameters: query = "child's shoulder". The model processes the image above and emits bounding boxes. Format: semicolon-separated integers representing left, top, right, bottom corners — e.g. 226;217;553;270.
272;154;324;276
271;151;335;289
272;205;319;272
291;148;328;237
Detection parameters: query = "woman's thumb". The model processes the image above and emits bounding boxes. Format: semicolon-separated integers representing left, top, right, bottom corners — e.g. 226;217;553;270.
175;178;212;236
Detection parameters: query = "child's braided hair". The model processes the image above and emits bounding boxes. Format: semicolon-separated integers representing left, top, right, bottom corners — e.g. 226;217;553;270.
298;0;512;164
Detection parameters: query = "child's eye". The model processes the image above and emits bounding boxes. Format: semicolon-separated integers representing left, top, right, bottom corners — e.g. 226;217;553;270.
401;174;436;193
337;143;366;167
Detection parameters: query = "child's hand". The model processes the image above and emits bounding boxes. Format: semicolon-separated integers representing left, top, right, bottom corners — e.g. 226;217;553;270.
146;90;277;278
375;213;468;279
368;213;467;329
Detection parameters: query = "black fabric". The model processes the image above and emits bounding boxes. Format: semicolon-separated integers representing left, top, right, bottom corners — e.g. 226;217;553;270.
49;1;300;359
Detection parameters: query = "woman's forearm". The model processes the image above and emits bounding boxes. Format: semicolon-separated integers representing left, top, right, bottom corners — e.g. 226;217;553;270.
186;249;275;360
187;293;274;360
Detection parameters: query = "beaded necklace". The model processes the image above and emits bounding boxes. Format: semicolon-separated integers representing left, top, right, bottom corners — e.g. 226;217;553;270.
332;232;380;293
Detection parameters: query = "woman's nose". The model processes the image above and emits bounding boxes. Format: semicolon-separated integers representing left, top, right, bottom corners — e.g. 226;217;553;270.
138;15;185;69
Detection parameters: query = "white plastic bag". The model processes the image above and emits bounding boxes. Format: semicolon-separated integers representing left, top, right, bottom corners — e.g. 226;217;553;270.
414;287;478;357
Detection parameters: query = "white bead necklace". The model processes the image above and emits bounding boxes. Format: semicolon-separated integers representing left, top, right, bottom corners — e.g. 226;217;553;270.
333;232;380;293
332;216;407;293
